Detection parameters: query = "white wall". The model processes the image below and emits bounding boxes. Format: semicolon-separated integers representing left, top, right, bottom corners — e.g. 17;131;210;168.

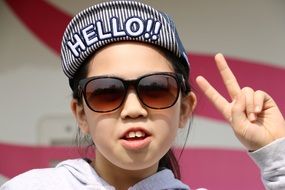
0;0;284;148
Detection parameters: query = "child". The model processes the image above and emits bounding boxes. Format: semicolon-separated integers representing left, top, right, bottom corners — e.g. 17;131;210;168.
1;1;285;189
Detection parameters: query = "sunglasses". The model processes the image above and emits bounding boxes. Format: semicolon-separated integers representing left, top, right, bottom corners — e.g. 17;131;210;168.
78;72;189;113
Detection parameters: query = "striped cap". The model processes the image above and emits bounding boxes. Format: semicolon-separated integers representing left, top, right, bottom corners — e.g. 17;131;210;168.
61;0;189;79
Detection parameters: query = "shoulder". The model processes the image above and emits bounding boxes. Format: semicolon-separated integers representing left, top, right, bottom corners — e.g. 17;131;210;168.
1;169;58;190
0;159;84;190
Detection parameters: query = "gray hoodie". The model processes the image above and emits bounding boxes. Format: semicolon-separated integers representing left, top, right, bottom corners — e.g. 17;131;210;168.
0;159;190;190
1;138;285;190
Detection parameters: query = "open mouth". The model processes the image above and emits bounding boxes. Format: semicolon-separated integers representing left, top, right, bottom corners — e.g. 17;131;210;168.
124;130;148;140
120;129;151;150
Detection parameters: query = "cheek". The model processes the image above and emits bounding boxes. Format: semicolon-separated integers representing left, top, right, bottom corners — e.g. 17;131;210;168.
152;101;181;142
168;99;183;135
166;105;181;138
166;98;181;126
87;117;120;158
84;107;118;142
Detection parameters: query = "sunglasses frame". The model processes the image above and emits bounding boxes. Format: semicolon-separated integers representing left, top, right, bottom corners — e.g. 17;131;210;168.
78;72;188;113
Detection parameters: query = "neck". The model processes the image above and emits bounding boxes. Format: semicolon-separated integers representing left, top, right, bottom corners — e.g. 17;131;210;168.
92;151;159;190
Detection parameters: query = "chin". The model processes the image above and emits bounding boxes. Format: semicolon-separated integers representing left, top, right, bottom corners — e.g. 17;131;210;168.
112;156;160;172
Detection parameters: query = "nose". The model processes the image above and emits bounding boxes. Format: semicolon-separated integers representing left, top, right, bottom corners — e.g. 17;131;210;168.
120;88;148;119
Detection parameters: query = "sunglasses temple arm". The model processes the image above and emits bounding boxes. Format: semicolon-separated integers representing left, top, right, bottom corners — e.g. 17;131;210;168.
179;75;190;94
77;85;83;98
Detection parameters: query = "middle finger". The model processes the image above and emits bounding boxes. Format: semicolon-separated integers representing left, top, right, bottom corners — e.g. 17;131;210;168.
215;53;241;100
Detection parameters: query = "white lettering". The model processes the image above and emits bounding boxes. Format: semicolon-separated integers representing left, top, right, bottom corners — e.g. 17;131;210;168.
125;17;144;37
67;34;86;57
96;21;112;40
111;17;126;37
82;25;98;46
66;17;162;58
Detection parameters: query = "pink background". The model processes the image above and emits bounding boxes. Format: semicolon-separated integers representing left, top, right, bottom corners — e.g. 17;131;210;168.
1;1;285;189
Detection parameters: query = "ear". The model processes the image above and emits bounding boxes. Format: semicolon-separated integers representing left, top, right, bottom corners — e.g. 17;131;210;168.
70;99;89;134
179;92;197;128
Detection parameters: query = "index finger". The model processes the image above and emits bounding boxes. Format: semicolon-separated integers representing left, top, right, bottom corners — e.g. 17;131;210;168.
215;53;241;100
196;75;232;121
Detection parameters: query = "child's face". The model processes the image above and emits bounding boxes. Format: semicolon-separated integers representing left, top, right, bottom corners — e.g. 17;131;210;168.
73;42;194;173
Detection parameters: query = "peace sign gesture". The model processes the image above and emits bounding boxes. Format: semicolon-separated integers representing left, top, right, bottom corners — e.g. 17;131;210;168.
196;53;285;151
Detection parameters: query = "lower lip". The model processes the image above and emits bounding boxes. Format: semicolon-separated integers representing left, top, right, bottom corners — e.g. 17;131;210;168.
120;137;151;150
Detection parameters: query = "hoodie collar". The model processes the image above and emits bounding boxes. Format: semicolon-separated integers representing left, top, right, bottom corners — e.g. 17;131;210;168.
56;159;189;190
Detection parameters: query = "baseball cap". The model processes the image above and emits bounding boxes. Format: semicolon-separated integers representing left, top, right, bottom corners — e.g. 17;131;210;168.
60;1;189;83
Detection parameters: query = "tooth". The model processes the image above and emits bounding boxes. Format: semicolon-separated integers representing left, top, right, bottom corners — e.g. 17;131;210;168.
135;131;142;137
128;131;136;138
135;131;145;138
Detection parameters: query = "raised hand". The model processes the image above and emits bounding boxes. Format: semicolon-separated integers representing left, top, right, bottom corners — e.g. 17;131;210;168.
196;53;285;151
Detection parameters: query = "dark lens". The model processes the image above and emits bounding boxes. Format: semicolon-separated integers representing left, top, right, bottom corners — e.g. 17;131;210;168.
85;78;125;112
137;74;179;109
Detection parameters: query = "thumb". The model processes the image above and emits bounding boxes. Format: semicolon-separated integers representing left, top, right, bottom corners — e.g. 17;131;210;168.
231;92;249;136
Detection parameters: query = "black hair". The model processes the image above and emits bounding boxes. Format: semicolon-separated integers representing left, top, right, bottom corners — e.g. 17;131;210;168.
70;43;192;180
